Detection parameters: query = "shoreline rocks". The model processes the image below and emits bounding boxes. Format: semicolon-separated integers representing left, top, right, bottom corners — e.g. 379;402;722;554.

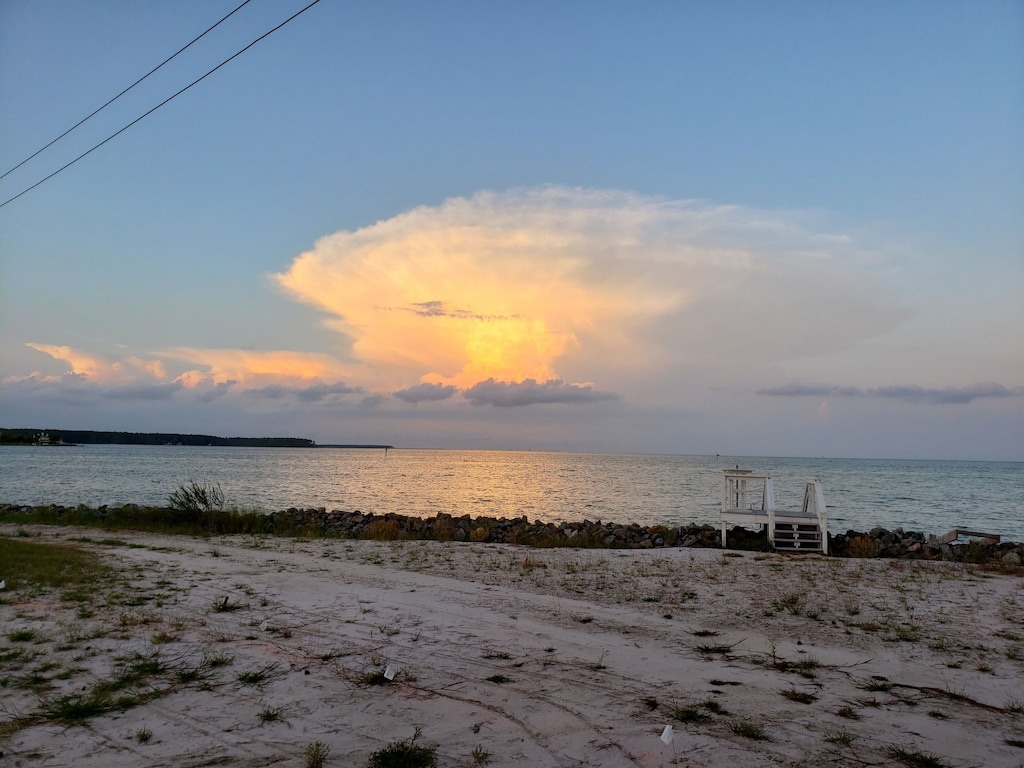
2;503;1021;564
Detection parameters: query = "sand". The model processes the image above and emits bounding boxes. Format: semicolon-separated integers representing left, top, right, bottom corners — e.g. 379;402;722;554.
1;524;1022;767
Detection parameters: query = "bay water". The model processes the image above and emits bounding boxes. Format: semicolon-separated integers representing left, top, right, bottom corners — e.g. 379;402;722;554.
1;446;1021;542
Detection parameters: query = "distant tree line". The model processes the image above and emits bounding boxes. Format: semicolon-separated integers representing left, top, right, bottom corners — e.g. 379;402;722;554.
0;428;315;447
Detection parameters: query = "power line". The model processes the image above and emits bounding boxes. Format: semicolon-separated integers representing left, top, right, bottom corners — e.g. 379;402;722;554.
0;0;323;210
0;0;254;182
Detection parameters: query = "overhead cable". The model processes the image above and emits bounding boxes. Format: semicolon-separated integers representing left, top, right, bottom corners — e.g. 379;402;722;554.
0;0;254;182
0;0;323;210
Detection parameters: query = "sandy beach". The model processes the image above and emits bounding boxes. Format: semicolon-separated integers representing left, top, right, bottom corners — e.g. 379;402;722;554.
1;524;1022;767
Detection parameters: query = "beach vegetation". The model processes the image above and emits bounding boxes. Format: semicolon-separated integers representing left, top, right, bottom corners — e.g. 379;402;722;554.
825;728;854;746
136;726;152;743
236;663;280;687
367;727;437;768
861;677;893;693
6;628;39;643
846;536;880;558
471;745;491;765
304;740;330;768
780;687;818;704
671;703;710;723
729;720;769;740
168;479;225;514
258;706;283;723
771;590;807;615
0;536;118;597
886;746;952;767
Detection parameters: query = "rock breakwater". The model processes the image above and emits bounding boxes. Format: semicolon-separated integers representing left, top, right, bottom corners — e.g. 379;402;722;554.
3;503;1021;565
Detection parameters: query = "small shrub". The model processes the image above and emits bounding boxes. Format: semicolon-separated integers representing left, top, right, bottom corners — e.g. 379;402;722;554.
136;727;152;743
363;520;401;541
825;728;854;746
861;677;893;692
259;707;282;723
471;745;490;765
729;720;769;740
7;629;38;643
367;727;437;768
886;746;952;767
780;687;817;704
671;704;710;723
305;740;330;768
847;536;880;558
236;663;279;687
168;480;225;514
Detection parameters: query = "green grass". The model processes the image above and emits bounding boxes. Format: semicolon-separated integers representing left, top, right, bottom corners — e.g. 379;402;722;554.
236;663;280;687
304;740;330;768
0;536;118;595
780;687;818;704
0;503;323;539
367;728;437;768
886;746;952;767
729;720;769;740
6;629;39;643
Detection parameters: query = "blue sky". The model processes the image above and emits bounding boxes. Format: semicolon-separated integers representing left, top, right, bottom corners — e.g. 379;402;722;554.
1;0;1021;459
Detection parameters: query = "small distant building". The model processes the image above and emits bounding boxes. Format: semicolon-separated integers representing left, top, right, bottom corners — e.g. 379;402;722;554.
36;432;51;445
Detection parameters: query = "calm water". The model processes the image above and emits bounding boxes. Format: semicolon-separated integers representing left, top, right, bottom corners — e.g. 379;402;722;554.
1;446;1022;541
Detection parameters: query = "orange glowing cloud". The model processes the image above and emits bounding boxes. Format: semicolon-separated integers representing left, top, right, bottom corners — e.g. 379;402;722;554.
25;343;167;382
166;348;353;387
274;188;690;390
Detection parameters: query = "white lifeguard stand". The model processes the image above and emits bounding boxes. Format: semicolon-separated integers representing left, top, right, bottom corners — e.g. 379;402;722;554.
720;469;828;554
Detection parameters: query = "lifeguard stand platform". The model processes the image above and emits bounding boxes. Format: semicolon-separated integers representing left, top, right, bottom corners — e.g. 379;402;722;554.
720;469;828;554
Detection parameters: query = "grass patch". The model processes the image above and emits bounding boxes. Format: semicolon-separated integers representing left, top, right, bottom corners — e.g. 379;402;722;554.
258;706;283;723
860;676;893;693
304;740;330;768
367;727;437;768
6;629;39;643
780;687;818;704
0;536;118;595
236;663;280;687
729;720;769;740
886;746;952;767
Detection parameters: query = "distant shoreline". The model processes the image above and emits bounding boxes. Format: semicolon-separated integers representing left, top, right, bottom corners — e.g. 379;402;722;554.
0;428;392;449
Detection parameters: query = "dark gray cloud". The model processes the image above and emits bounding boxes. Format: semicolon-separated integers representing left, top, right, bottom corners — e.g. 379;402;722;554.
393;382;458;403
757;383;863;398
100;381;184;401
246;381;360;402
195;380;237;403
462;378;620;407
758;381;1019;405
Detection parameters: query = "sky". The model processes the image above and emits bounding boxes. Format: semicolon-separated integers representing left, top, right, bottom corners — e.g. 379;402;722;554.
1;0;1022;460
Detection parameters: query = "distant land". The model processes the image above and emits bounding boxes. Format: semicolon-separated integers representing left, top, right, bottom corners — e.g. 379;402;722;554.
0;429;393;449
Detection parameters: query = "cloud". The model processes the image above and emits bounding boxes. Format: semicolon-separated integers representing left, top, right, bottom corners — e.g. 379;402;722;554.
246;381;360;402
166;348;354;387
870;382;1018;405
393;382;458;403
758;381;1019;405
100;381;184;401
274;186;908;403
462;378;619;407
